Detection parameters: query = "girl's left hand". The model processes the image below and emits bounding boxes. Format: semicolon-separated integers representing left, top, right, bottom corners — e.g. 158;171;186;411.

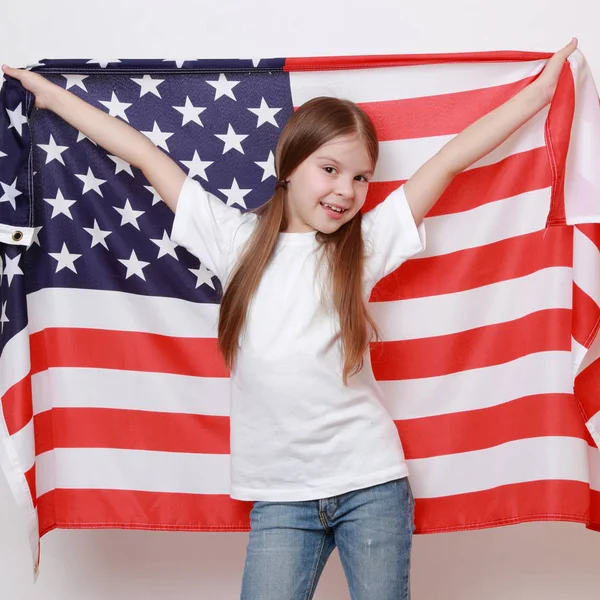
537;38;578;100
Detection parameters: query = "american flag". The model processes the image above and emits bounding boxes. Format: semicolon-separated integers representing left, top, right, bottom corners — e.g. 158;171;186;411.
1;51;599;574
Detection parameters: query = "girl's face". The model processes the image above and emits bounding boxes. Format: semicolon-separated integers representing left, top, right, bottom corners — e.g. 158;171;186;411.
284;134;374;234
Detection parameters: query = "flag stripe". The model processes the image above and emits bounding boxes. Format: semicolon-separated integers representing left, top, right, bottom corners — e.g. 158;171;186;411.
372;107;548;182
364;146;552;216
34;436;600;502
362;75;540;141
372;228;572;302
416;480;600;533
287;57;548;104
374;309;571;380
35;480;600;537
29;393;595;462
397;394;595;459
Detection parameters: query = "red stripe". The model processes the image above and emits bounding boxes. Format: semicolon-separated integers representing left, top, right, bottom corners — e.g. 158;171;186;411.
398;394;595;459
30;328;229;377
34;481;599;539
572;284;600;349
284;51;553;72
575;354;600;421
362;147;552;216
2;373;32;436
577;223;600;253
372;309;571;380
30;394;594;458
371;228;572;302
545;61;576;226
34;408;230;456
24;464;36;508
416;480;600;533
363;75;539;141
36;488;252;538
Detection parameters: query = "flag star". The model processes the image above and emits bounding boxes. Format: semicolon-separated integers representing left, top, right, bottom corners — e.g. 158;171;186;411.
0;150;6;159
108;155;134;176
38;134;70;166
119;250;150;280
215;124;248;155
173;97;207;127
189;264;216;289
207;74;240;101
83;219;112;249
248;98;281;128
251;58;262;67
255;151;276;181
3;254;23;285
0;301;8;333
63;74;89;91
143;185;163;206
49;242;82;273
150;230;179;259
30;226;43;247
0;177;22;209
86;59;121;68
181;151;213;181
75;167;107;197
44;188;77;219
99;92;132;122
141;122;174;152
219;178;252;209
6;102;28;136
114;199;145;230
132;74;165;98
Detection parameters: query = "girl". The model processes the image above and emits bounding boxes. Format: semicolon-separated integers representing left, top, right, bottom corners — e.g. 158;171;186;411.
2;39;578;600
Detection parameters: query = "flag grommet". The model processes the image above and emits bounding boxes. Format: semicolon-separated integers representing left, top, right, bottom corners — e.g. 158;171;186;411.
11;231;23;242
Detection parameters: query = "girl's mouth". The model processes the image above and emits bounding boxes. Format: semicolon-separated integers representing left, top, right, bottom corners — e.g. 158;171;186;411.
320;201;347;219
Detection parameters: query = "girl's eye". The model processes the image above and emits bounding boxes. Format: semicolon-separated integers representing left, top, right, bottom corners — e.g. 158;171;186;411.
323;166;336;174
355;175;368;182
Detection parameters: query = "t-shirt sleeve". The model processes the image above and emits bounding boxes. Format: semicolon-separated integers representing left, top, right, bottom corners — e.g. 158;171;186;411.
170;176;254;281
362;184;426;288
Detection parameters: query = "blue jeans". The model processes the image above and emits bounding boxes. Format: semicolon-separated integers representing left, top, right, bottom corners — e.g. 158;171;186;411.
240;477;415;600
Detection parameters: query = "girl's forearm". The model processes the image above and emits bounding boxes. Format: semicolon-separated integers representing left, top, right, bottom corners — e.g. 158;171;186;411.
439;81;552;175
46;85;156;169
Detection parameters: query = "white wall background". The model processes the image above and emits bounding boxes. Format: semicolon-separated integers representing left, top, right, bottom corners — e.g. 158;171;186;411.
2;1;600;598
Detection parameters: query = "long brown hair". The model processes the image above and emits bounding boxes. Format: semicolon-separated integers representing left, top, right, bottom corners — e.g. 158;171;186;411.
218;96;381;384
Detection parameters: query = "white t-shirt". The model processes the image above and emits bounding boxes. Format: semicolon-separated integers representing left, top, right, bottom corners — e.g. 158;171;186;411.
171;176;426;501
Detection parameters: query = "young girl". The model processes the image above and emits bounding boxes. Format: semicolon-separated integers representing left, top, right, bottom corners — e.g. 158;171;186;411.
2;38;578;600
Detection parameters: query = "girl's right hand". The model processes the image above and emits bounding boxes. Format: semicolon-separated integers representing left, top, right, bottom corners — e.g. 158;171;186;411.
1;64;57;110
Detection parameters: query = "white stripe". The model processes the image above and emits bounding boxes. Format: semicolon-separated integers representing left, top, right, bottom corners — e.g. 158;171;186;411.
289;59;547;105
573;337;590;377
576;328;600;377
373;266;571;341
373;107;548;182
408;436;600;498
0;327;30;397
27;288;219;337
35;437;598;500
382;351;573;420
417;187;551;258
10;419;35;473
31;350;572;425
32;368;230;417
28;265;567;349
573;227;600;306
586;412;600;451
35;448;231;497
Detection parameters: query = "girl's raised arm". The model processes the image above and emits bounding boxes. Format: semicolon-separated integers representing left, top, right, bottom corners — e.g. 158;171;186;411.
1;64;186;213
403;38;579;226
